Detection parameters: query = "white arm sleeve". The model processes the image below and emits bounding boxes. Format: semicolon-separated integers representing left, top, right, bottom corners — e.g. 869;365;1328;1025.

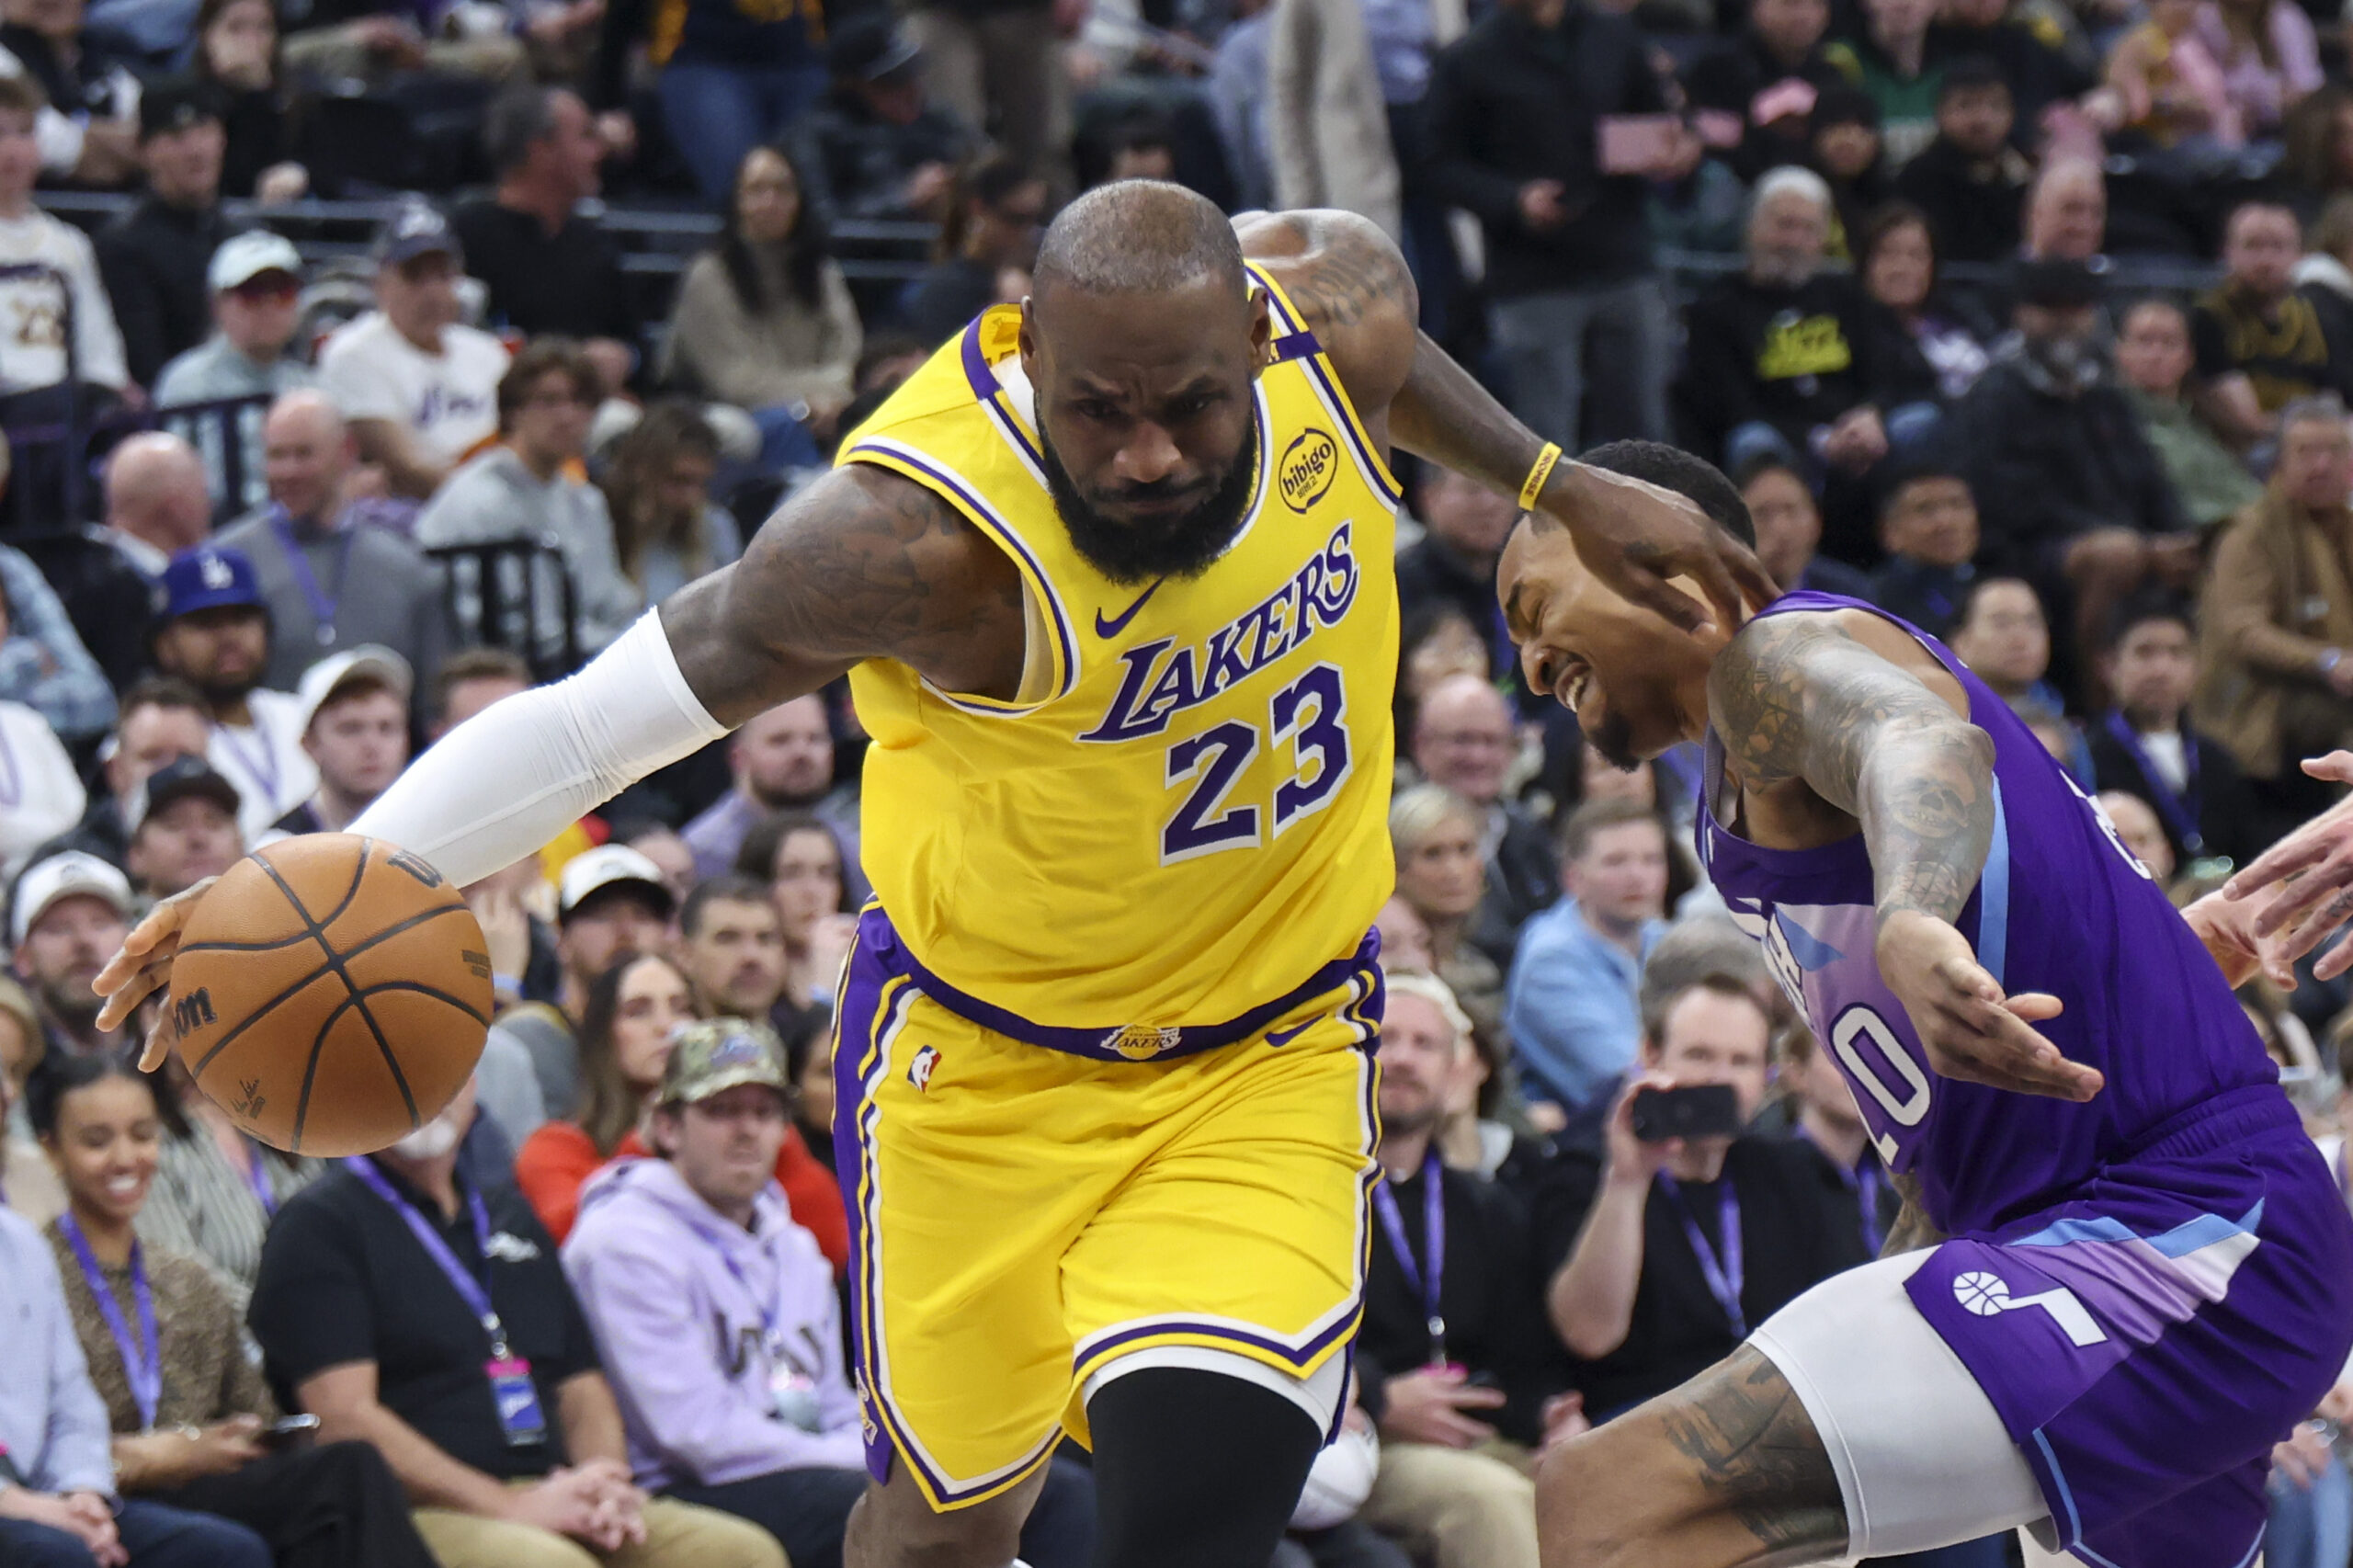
352;609;731;887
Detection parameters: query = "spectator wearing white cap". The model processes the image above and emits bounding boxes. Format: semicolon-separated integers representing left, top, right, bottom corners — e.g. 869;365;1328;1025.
122;754;242;902
483;845;676;1146
317;203;511;499
153;230;314;517
8;850;134;1061
274;646;411;835
152;542;318;840
218;390;452;694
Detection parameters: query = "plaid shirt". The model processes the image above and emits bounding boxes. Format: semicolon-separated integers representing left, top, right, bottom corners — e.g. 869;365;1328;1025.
0;542;117;743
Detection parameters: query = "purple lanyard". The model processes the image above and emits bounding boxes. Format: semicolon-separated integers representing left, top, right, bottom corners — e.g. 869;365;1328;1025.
347;1156;510;1355
271;511;353;649
1371;1152;1448;1364
58;1213;162;1429
2101;712;2203;855
1796;1125;1884;1256
685;1215;779;1343
242;1142;276;1216
1658;1174;1745;1337
211;721;281;807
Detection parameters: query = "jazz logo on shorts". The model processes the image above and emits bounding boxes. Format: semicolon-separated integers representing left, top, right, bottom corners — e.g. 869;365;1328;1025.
1952;1269;2109;1347
909;1045;940;1092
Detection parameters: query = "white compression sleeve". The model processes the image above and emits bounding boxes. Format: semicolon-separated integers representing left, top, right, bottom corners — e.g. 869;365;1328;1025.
352;610;731;888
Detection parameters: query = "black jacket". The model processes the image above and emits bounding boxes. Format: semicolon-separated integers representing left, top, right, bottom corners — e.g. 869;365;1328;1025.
450;199;636;346
1953;346;2187;574
1893;134;2029;266
791;95;982;227
16;526;157;694
2086;717;2260;869
1682;32;1847;183
1424;4;1665;298
1358;1155;1563;1445
1675;270;1886;460
95;198;232;389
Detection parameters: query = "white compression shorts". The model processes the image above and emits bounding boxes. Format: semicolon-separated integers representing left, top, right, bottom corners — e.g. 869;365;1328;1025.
1747;1250;2072;1564
351;610;730;887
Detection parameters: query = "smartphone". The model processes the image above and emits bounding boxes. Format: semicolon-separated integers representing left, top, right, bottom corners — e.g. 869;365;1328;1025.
1630;1084;1742;1143
1597;114;1683;175
262;1415;320;1449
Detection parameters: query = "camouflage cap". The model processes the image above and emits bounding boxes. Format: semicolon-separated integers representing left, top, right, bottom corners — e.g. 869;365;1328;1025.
657;1017;791;1108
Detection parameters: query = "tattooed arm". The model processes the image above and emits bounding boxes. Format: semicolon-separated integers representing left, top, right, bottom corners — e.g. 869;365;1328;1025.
1234;209;1775;633
1879;1173;1946;1258
1709;610;2104;1102
97;463;1026;1053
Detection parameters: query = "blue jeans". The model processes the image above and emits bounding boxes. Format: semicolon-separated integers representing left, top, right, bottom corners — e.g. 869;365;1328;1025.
2268;1447;2353;1568
657;58;829;202
0;1497;272;1568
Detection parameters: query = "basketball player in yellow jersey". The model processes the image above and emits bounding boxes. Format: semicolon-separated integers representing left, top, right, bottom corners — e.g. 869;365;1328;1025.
97;182;1772;1568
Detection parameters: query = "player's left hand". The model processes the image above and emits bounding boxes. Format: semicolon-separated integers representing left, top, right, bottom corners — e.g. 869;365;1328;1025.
2223;752;2353;978
1875;910;2102;1101
92;877;217;1071
1539;461;1779;636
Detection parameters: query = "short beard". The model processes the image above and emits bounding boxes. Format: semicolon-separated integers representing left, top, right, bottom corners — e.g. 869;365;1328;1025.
194;671;260;710
1038;410;1260;586
1589;708;1642;771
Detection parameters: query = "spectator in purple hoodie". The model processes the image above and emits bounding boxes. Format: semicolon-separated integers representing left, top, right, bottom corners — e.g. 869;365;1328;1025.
563;1019;1097;1568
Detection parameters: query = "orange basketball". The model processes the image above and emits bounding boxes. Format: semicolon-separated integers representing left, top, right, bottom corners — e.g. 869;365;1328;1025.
166;834;494;1156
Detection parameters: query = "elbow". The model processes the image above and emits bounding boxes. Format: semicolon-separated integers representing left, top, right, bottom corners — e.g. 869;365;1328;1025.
1552;1305;1627;1361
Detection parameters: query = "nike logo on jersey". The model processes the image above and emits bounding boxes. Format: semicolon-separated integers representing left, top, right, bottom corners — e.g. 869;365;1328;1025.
1265;1021;1313;1049
1095;580;1164;638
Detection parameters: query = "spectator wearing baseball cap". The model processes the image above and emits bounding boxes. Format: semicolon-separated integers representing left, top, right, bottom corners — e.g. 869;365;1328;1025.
272;646;411;836
8;850;135;1061
793;13;980;230
317;201;512;500
153;231;314;516
152;543;320;842
481;844;677;1150
96;78;233;389
122;754;242;902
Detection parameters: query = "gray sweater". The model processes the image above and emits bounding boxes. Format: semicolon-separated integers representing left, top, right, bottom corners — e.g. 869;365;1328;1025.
415;446;643;661
217;506;453;694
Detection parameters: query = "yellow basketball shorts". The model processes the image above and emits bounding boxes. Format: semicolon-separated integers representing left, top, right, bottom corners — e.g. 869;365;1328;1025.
826;904;1385;1511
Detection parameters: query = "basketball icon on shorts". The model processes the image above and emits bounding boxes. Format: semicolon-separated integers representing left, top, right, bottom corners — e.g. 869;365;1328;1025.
1954;1271;2012;1315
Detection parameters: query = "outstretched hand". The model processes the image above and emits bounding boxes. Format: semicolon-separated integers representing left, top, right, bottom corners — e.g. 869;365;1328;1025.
1875;909;2101;1101
1535;461;1779;636
91;877;216;1071
2222;752;2353;979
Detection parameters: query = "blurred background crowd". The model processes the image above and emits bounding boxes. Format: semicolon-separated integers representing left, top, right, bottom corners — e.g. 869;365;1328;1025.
2;0;2353;1561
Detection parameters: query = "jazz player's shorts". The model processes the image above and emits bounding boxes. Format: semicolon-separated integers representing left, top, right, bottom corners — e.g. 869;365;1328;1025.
1750;1088;2353;1568
828;903;1385;1511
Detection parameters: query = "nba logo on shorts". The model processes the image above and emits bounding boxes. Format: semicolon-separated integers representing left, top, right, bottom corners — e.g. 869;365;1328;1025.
908;1045;939;1091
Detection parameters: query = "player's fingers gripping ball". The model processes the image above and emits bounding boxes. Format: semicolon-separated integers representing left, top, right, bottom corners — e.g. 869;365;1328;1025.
165;835;494;1154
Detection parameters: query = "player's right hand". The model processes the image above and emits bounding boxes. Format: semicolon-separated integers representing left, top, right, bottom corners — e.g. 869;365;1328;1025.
91;876;218;1071
1875;910;2102;1102
2223;751;2353;977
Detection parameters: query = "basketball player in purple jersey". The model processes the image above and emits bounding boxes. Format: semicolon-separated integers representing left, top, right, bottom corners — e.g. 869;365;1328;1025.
1497;440;2353;1568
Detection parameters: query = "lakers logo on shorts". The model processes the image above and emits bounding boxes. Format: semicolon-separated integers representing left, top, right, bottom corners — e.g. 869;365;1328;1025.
1105;1024;1184;1061
1278;429;1338;513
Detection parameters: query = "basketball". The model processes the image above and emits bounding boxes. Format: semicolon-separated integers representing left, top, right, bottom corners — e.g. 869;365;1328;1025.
165;835;494;1156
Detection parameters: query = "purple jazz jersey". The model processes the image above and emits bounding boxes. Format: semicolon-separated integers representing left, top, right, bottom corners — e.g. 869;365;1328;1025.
1699;592;2353;1568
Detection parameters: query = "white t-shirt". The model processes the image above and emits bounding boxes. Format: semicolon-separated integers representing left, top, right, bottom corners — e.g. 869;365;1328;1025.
0;210;128;392
318;312;510;472
208;687;318;843
0;699;83;881
2138;729;2189;795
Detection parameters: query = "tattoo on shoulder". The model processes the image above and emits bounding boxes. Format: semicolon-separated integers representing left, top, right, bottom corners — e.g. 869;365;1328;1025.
1253;210;1417;334
1708;612;1995;926
1658;1346;1847;1560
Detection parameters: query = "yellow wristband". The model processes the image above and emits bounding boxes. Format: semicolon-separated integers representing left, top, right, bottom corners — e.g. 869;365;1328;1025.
1518;442;1563;512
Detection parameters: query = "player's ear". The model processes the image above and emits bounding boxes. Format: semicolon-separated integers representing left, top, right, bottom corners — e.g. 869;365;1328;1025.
1247;287;1272;379
1017;298;1040;382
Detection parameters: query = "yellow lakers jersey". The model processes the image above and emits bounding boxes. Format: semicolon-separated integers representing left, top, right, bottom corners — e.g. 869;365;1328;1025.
838;269;1400;1030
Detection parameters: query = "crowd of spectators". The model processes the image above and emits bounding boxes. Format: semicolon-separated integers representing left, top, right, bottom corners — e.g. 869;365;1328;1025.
2;0;2353;1555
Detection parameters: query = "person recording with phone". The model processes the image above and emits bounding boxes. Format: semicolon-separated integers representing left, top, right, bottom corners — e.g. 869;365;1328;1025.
1534;973;1868;1420
26;1051;440;1568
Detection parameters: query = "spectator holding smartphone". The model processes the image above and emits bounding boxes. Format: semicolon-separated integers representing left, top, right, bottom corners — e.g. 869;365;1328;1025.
28;1052;438;1568
1533;973;1866;1419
